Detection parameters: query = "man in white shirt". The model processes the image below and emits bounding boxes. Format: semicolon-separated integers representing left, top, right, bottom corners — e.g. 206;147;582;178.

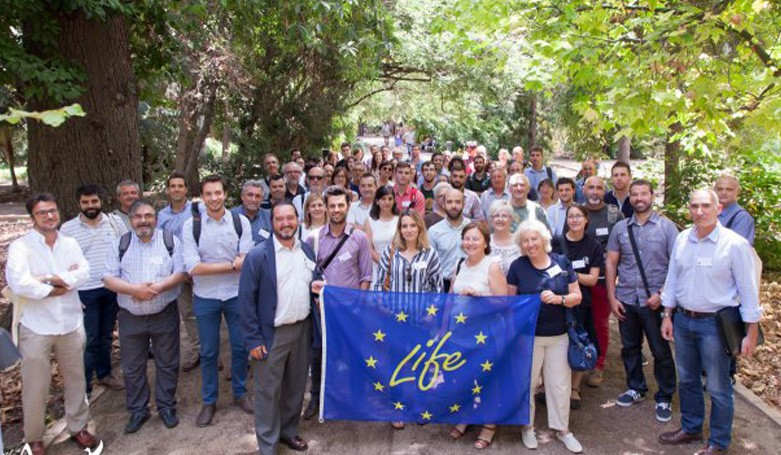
6;193;100;455
61;184;127;393
547;177;577;237
347;173;376;228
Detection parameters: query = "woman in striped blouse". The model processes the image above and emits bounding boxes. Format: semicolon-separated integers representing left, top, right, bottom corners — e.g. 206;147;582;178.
373;209;443;430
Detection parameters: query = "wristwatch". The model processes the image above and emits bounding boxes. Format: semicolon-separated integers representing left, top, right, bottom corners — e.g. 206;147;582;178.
662;309;673;319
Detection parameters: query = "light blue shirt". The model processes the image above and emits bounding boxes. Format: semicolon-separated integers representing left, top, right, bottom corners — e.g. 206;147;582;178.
524;166;558;193
104;229;185;315
231;205;271;244
662;223;760;322
480;189;511;219
182;210;253;301
429;217;470;279
157;201;193;239
718;202;755;246
546;201;569;237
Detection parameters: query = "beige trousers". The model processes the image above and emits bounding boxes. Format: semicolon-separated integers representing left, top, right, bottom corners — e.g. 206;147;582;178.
177;280;200;362
19;324;90;442
529;333;571;432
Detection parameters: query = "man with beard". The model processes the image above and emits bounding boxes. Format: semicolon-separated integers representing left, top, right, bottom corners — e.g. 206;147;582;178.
304;186;372;419
113;180;141;229
393;162;425;215
605;161;634;218
103;200;188;433
232;180;272;244
448;157;484;220
465;154;491;194
480;166;510;219
425;182;452;229
582;175;623;387
419;151;449;185
239;202;322;454
182;175;255;426
61;184;127;393
507;173;549;233
429;188;470;292
6;194;101;455
418;161;439;213
605;180;679;421
262;173;287;210
547;177;576;237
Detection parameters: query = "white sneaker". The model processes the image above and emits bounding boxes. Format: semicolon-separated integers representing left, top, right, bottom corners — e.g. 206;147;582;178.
522;427;538;449
557;432;583;453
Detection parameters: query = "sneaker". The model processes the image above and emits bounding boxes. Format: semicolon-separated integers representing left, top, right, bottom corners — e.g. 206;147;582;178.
586;369;603;387
521;427;538;449
616;389;645;407
556;432;583;453
655;402;672;422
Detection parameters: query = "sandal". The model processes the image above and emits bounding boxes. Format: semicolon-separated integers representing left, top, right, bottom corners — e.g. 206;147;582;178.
449;424;468;440
474;425;496;449
571;388;582;410
390;421;405;430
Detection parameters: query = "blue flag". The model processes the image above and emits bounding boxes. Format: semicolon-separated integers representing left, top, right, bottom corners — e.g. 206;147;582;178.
320;286;541;425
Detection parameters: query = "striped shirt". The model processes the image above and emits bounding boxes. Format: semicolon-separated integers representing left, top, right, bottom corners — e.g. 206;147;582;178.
60;213;127;290
104;229;185;315
373;246;443;325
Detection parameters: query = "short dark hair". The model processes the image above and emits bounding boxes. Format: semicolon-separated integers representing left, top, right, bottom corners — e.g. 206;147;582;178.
448;157;466;173
270;200;298;222
76;184;102;200
200;174;225;192
432;151;443;160
630;179;654;193
268;173;285;184
26;193;57;215
529;145;544;155
323;185;349;206
395;161;412;172
369;185;399;220
421;160;435;170
340;142;351;148
128;199;156;218
537;178;555;192
379;160;394;171
461;221;491;255
556;177;576;190
167;171;187;187
565;204;590;230
360;173;377;183
611;161;632;175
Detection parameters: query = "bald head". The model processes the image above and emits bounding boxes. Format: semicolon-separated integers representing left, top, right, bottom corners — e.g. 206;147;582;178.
444;188;465;222
583;176;606;207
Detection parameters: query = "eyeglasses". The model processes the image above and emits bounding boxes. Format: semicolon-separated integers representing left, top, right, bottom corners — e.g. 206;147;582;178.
308;175;324;180
34;209;58;217
567;214;585;220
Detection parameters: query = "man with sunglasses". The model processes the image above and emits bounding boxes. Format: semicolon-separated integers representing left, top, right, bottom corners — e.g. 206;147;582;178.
292;166;327;222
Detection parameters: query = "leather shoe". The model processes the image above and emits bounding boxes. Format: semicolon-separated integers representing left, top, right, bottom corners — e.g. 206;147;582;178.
196;404;216;427
159;408;179;429
71;428;99;449
659;428;703;445
234;394;254;415
695;444;728;454
124;411;150;434
303;398;318;420
280;435;308;451
27;441;45;455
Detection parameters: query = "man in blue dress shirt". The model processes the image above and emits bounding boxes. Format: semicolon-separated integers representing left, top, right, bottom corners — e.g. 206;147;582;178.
714;173;755;245
232;180;272;244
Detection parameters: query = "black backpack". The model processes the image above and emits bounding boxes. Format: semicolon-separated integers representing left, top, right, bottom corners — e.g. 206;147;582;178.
191;202;243;247
118;230;174;261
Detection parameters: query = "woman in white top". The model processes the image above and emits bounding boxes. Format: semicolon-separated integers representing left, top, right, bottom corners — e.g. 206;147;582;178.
537;178;557;210
363;185;399;287
449;221;507;450
488;200;521;275
299;193;326;243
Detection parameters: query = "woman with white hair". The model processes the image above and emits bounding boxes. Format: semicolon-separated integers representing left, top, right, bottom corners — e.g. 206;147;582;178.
507;219;584;453
488;200;521;275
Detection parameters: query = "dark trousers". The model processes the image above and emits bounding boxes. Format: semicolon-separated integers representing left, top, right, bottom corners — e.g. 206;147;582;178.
254;319;311;455
117;302;180;415
79;287;118;389
618;303;676;403
573;303;599;354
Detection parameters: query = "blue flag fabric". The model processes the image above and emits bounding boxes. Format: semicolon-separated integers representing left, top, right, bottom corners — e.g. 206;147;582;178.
320;286;541;425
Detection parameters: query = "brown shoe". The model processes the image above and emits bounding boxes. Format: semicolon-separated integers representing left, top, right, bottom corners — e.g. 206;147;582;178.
27;441;45;455
234;394;254;415
659;428;703;445
98;372;125;391
71;428;99;449
695;444;728;455
280;435;308;451
196;404;216;427
586;369;603;387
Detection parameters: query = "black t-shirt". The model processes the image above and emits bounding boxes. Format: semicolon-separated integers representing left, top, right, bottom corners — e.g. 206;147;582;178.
552;235;604;307
507;253;577;337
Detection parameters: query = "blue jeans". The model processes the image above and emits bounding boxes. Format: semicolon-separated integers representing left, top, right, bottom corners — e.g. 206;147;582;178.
674;312;733;450
193;296;248;405
79;287;118;390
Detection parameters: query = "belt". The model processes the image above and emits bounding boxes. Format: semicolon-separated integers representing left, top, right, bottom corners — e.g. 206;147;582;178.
677;308;716;319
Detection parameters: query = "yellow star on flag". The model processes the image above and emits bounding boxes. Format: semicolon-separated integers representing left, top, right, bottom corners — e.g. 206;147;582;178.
421;410;432;420
455;312;467;324
472;383;483;395
426;304;438;316
474;331;487;344
481;360;493;372
395;311;408;322
365;356;378;368
449;403;461;413
393;401;405;410
372;329;386;342
373;381;385;391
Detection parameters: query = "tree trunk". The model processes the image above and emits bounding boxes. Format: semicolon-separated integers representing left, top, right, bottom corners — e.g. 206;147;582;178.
175;82;218;194
527;94;537;147
616;135;631;164
663;123;683;206
0;126;19;190
25;10;141;218
221;100;231;162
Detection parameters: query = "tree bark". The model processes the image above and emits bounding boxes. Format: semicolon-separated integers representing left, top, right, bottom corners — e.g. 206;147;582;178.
175;82;218;194
663;123;683;206
528;94;537;147
25;10;141;218
616;135;631;163
0;126;19;190
221;101;231;162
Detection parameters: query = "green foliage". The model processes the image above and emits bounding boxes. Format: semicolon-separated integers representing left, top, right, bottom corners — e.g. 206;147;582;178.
0;103;85;127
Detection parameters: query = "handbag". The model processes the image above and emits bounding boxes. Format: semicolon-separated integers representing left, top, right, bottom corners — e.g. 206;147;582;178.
0;328;21;371
715;306;765;357
566;309;598;371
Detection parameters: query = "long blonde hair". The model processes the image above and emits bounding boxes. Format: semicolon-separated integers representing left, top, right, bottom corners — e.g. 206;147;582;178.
303;193;326;228
392;209;430;250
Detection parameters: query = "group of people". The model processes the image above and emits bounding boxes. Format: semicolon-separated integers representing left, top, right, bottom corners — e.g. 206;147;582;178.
4;140;761;455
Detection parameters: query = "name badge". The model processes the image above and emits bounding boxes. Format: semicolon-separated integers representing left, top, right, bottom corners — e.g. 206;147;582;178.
148;256;163;266
402;200;411;208
305;258;316;271
596;227;609;236
338;251;352;262
412;261;427;271
547;264;563;278
572;259;586;270
696;257;713;267
258;228;270;239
